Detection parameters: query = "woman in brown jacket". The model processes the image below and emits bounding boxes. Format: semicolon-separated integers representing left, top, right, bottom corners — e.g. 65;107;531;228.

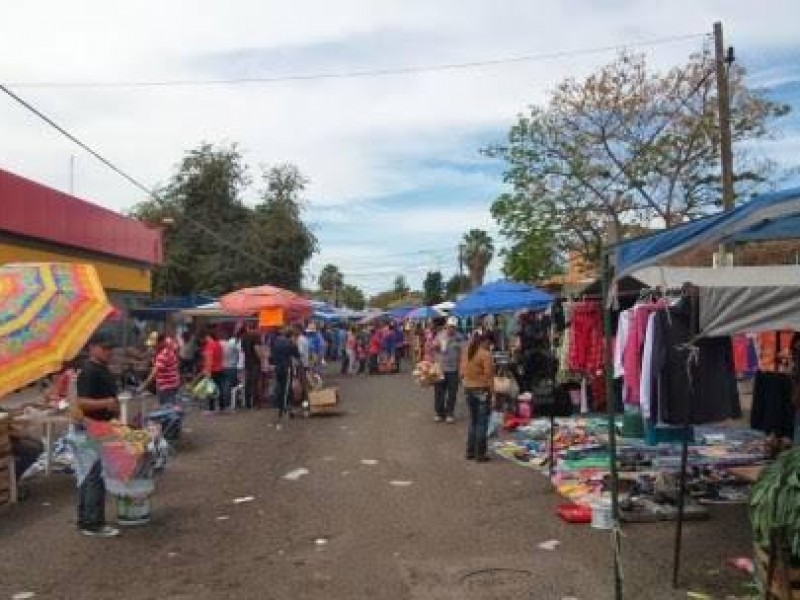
460;332;495;461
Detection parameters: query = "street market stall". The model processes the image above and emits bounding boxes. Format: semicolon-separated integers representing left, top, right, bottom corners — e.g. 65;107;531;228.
605;185;800;593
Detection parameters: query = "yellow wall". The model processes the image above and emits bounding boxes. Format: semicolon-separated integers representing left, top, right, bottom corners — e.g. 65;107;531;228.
0;241;152;293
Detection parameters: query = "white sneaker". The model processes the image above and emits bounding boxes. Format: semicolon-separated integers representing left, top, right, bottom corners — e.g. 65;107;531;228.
446;416;455;424
434;416;444;422
80;525;120;538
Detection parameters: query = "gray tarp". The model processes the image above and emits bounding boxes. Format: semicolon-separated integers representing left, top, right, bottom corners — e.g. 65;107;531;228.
699;286;800;338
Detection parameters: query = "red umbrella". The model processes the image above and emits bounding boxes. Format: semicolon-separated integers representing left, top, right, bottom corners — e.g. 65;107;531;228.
220;285;312;320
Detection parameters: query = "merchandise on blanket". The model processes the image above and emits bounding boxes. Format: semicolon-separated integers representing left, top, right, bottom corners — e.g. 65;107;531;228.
412;361;443;386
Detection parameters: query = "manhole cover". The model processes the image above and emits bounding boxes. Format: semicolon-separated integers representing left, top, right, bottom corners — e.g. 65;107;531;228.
460;567;535;590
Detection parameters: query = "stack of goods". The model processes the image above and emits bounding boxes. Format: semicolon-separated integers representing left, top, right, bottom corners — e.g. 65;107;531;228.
0;412;12;505
412;361;442;386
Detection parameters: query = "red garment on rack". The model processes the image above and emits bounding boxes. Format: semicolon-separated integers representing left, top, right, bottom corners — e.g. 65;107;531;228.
568;301;603;374
622;302;663;405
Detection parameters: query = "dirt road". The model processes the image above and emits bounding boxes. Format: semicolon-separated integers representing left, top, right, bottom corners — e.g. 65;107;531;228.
0;370;753;599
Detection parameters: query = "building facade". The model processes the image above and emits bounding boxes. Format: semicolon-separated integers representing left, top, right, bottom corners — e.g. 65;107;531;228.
0;168;162;307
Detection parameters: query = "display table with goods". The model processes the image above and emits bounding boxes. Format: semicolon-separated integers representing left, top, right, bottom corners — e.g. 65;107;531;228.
68;418;169;526
491;416;769;527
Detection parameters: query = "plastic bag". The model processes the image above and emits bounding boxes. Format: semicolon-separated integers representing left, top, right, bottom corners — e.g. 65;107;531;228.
192;376;218;401
487;410;504;438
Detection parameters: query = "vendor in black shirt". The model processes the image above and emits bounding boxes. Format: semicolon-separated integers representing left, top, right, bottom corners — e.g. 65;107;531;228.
75;332;121;538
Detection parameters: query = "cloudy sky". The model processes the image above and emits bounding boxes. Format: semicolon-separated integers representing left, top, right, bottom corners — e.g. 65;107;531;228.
2;1;799;294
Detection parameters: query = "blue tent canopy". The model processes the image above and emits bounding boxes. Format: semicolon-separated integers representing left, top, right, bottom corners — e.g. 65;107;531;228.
452;280;552;317
614;187;800;278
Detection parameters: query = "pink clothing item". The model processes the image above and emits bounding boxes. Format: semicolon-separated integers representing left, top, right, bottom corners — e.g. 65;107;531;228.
622;302;664;405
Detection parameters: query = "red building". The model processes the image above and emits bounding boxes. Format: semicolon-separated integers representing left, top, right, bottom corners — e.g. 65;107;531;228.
0;168;162;301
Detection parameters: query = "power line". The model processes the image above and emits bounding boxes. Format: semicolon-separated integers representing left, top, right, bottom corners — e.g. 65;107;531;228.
0;83;304;280
6;33;707;90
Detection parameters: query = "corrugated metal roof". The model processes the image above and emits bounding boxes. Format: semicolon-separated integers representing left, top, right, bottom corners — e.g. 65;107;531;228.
0;168;162;265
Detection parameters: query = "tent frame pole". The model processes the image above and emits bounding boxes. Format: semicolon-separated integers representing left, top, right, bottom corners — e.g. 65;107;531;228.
672;286;698;588
602;245;624;600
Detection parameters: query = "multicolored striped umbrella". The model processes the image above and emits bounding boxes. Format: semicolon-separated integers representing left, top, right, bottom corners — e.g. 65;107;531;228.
0;263;111;398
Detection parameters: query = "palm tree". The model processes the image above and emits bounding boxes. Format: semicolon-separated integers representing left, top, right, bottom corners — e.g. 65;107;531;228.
462;229;494;288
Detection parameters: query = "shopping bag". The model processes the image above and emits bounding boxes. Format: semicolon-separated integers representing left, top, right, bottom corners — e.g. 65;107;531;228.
487;410;504;438
192;377;217;401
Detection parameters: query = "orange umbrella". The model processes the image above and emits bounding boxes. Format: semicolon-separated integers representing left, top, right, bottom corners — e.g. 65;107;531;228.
220;285;312;320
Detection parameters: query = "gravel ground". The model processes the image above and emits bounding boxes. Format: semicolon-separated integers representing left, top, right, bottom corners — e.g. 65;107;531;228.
0;368;756;599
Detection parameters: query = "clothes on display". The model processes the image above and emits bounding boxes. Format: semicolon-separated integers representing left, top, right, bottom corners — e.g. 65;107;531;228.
750;370;795;439
649;300;741;426
567;301;603;375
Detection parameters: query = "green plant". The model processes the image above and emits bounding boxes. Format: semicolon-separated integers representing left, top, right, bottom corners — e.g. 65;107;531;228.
750;447;800;558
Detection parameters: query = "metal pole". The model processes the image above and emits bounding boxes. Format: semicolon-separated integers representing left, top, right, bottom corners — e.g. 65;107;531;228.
602;245;623;600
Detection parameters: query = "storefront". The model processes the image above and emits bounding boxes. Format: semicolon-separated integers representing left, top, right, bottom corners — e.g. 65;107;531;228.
0;168;162;304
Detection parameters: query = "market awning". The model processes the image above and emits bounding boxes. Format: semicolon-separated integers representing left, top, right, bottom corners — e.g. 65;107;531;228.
130;294;215;320
614;186;800;278
452;280;552;317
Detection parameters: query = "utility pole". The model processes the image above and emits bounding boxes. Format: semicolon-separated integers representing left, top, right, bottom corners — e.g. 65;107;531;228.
458;243;466;294
714;21;735;263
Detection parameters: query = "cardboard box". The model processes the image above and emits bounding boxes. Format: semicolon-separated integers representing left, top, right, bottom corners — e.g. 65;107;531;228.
309;388;339;415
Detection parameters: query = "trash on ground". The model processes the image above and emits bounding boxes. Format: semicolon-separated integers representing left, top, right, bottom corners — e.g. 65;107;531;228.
216;515;230;521
12;593;36;600
360;459;378;466
389;480;413;487
727;557;755;575
537;540;561;551
282;468;310;481
686;592;713;600
233;495;255;504
315;538;329;546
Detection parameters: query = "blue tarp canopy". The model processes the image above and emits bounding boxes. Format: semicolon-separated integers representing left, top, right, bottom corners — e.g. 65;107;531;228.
130;294;216;320
452;280;553;317
387;306;417;319
614;186;800;278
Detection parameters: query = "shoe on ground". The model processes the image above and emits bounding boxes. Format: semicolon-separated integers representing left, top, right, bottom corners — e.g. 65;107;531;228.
434;416;444;422
446;416;455;424
80;525;120;538
466;454;475;460
475;456;490;463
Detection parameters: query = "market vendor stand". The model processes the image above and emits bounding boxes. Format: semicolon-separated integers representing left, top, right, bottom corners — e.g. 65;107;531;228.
603;185;800;596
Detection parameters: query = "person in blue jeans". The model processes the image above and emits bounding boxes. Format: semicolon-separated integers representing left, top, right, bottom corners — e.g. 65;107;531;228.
75;332;122;537
432;317;464;423
461;332;496;461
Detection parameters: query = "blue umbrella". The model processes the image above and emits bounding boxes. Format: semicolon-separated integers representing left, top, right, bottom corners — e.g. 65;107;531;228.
405;306;444;320
452;280;552;317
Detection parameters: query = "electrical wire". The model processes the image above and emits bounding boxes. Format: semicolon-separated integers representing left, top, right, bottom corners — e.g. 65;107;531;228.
5;33;707;90
0;83;306;280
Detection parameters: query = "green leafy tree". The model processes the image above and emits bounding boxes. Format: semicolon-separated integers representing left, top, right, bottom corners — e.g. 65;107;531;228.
130;147;316;295
462;229;494;288
130;143;251;295
393;275;410;296
340;284;366;310
240;164;317;291
422;271;444;305
318;264;344;305
444;274;470;300
486;50;792;266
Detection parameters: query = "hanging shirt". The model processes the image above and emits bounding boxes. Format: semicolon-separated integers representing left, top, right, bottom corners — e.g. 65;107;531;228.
623;303;664;405
614;309;632;379
650;300;741;425
639;313;657;420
